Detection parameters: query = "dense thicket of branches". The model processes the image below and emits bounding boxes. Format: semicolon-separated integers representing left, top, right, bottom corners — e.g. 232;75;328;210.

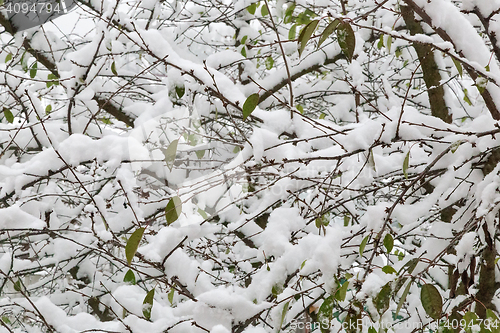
1;0;500;332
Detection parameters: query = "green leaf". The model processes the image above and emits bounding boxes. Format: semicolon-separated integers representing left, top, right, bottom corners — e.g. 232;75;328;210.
242;93;259;120
395;46;402;58
318;19;340;49
487;309;499;333
335;280;348;301
261;4;269;16
298;19;319;56
161;139;178;171
30;62;37;79
195;149;205;159
278;301;290;332
420;284;442;320
403;151;410;179
111;61;117;75
343;215;350;226
284;4;295;24
336;21;356;62
344;312;361;333
4;53;12;63
48;73;59;81
374;283;391;315
383;233;394;253
396;279;412;317
272;284;283;296
296;9;316;25
123;269;136;284
142;288;155;320
99;117;112;124
319;113;326;119
168;288;175;305
47;73;59;88
265;56;274;70
382;265;397;274
1;316;10;325
247;3;257;15
13;279;22;292
3;108;14;123
288;24;297;40
45;105;52;114
377;35;384;49
175;85;185;98
404;258;419;274
317;295;335;333
463;311;477;332
241;46;247;57
165;196;182;225
359;235;369;256
296;104;304;114
241;35;248;44
20;51;28;72
486;64;491;72
452;57;463;77
368;327;377;333
463;88;472;106
386;35;392;53
125;227;145;266
197;208;208;219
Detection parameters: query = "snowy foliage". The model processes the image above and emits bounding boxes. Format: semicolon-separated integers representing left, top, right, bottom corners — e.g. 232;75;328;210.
0;0;500;332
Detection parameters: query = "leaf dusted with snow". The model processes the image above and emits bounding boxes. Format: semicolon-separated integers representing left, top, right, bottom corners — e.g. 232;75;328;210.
374;283;391;315
142;288;155;320
337;21;355;62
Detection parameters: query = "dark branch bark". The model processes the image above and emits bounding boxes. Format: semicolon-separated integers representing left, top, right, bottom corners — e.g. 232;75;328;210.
401;5;451;123
403;0;500;120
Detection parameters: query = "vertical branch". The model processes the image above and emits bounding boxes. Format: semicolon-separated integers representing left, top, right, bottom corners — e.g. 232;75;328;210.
263;0;294;118
402;0;500;120
401;5;451;123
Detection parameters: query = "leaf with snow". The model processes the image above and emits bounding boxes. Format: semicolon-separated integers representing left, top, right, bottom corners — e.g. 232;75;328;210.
142;288;155;320
336;21;355;62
